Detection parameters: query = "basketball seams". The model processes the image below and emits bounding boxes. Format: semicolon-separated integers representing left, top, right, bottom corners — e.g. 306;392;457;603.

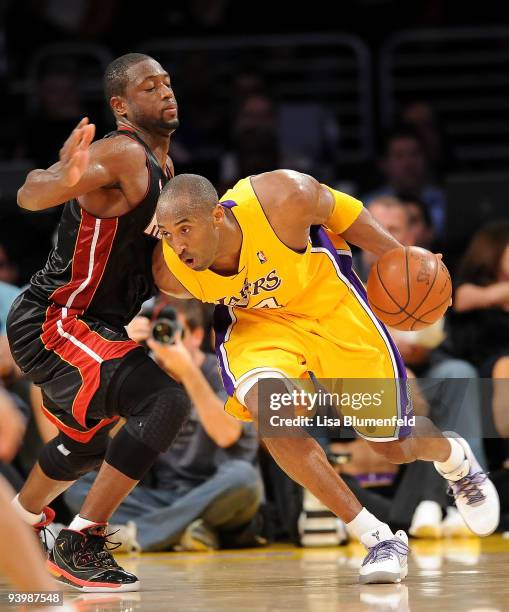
407;252;440;317
390;252;440;327
368;247;452;331
383;285;452;330
374;259;408;314
413;287;452;321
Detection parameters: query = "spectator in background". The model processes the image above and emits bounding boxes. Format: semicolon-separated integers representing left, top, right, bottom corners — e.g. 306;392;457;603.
400;101;455;179
451;221;509;437
364;126;446;237
15;68;86;169
398;194;437;251
353;196;411;282
230;70;268;110
65;300;264;552
2;277;55;492
0;243;19;287
220;93;280;189
0;386;27;490
170;52;226;183
0;279;21;384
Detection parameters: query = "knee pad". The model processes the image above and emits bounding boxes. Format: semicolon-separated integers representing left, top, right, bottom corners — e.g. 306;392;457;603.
105;391;190;481
124;387;190;453
104;355;190;480
38;428;111;481
114;355;191;454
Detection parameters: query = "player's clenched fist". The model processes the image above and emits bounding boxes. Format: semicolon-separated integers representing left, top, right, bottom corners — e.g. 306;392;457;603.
59;117;96;187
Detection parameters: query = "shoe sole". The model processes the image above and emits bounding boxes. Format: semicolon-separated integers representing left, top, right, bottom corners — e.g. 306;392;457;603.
359;571;402;584
47;560;140;592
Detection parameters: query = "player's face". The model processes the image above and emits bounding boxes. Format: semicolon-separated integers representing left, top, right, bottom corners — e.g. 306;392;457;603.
123;59;179;134
159;209;221;272
383;138;426;190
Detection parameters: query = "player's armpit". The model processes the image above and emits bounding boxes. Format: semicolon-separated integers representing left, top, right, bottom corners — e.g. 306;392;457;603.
152;242;193;298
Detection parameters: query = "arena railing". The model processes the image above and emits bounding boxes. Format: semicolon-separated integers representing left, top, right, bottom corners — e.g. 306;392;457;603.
141;33;373;165
380;27;509;169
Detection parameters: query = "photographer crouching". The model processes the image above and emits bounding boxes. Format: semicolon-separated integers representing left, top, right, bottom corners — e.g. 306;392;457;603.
63;299;265;552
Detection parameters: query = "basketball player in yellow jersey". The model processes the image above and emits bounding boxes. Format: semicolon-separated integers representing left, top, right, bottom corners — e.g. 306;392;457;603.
151;171;499;584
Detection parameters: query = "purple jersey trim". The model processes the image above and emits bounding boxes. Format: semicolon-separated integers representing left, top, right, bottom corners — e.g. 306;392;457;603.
310;226;412;439
213;305;236;396
220;199;237;209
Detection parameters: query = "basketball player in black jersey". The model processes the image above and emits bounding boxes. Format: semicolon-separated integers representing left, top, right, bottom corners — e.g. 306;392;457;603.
6;54;191;592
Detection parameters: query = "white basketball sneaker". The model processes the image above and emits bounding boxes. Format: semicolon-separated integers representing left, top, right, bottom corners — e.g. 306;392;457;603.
409;500;442;539
436;435;499;536
359;530;409;584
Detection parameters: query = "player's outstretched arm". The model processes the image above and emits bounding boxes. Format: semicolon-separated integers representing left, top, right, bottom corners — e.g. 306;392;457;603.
17;117;142;211
152;242;194;298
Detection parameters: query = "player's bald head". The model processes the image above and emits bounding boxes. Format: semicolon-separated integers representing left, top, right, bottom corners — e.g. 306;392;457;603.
157;174;218;223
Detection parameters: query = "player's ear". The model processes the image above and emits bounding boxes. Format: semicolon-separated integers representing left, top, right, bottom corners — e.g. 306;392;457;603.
110;96;127;117
212;204;224;225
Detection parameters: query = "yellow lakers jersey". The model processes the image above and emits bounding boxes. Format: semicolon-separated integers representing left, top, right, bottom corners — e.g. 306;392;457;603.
162;177;363;319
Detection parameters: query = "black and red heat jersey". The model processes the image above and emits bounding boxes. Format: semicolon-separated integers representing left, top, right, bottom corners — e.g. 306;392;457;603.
29;129;170;328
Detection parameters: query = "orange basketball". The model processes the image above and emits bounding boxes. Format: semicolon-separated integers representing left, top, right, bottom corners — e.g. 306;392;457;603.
366;246;452;331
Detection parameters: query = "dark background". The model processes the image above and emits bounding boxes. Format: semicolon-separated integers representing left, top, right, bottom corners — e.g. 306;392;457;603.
0;0;508;282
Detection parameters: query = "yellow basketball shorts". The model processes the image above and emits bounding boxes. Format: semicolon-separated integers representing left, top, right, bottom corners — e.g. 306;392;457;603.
213;285;412;442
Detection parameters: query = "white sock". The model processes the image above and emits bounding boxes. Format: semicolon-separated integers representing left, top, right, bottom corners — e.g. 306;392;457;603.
346;508;393;541
11;494;44;526
68;514;102;531
434;438;467;480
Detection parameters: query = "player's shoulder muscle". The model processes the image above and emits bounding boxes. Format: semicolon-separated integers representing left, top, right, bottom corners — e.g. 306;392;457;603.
88;134;146;185
252;170;319;218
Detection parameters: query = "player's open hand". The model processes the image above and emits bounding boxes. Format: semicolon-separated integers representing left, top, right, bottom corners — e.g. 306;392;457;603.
59;117;96;187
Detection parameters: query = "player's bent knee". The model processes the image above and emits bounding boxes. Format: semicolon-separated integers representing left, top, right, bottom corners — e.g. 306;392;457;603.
38;430;110;481
100;353;192;480
241;373;293;423
106;387;191;481
114;353;191;453
123;387;190;453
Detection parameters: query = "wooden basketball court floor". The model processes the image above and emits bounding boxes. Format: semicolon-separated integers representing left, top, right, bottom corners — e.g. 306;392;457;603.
2;536;509;611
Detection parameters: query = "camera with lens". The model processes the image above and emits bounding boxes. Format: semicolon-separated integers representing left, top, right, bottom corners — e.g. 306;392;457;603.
140;305;184;345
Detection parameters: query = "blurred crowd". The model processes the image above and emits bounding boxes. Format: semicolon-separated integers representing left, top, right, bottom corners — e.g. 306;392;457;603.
1;0;509;555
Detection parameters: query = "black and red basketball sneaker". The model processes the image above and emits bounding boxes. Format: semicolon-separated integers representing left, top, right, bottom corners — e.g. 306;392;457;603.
34;506;56;556
48;524;139;592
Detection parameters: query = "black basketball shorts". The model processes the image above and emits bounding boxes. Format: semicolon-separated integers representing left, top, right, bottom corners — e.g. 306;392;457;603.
6;289;163;443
